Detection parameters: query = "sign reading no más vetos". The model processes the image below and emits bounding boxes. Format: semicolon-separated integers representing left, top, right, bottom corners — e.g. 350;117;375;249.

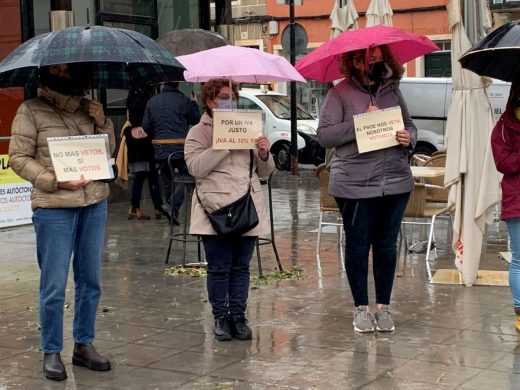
47;134;113;181
212;109;264;150
353;106;403;153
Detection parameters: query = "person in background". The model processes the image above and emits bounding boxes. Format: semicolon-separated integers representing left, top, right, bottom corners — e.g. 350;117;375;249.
317;45;417;333
491;75;520;332
143;82;200;224
124;88;165;220
9;63;114;381
184;78;275;341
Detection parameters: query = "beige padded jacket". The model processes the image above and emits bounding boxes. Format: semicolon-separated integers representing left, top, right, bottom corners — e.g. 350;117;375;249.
8;87;115;210
185;113;275;236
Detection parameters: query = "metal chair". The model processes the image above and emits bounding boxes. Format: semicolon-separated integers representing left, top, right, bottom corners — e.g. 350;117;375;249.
315;163;344;270
255;170;283;275
164;153;203;266
399;182;453;278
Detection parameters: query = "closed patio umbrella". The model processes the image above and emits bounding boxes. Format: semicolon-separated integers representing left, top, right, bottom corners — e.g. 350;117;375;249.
330;0;359;38
366;0;393;27
444;0;501;286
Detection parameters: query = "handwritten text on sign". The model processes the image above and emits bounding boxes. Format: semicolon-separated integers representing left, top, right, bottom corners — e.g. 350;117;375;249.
47;134;112;181
353;106;403;153
213;109;264;150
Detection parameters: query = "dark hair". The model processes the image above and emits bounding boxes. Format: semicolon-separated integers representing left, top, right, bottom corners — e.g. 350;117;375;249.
201;78;239;116
338;45;404;81
37;63;91;95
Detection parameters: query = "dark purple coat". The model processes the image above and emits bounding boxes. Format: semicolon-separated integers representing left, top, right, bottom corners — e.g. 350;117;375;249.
317;76;417;199
491;108;520;220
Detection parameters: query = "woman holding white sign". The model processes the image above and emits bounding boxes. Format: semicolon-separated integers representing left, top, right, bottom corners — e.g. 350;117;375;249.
8;63;114;381
184;78;275;341
317;45;417;333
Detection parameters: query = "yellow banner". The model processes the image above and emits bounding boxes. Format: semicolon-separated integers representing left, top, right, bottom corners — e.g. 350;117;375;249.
0;154;26;184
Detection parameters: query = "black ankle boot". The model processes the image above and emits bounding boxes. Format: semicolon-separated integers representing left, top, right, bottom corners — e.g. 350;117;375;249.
230;316;252;340
214;317;232;341
72;343;111;371
43;353;67;381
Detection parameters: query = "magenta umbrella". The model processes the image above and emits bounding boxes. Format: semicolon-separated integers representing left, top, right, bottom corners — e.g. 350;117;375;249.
295;25;439;83
177;45;306;83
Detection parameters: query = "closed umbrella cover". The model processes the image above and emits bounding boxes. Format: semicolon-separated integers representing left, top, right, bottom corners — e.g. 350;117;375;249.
366;0;393;27
330;0;359;38
444;0;501;285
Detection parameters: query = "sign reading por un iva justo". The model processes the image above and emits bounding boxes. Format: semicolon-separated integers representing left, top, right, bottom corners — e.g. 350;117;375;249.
0;154;32;228
212;109;264;150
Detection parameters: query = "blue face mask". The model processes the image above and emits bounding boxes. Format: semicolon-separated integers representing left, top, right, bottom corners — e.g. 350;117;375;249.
217;99;238;110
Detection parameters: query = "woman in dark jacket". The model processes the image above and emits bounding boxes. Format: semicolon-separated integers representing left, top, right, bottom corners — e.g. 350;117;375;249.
124;89;164;220
491;78;520;332
317;45;417;333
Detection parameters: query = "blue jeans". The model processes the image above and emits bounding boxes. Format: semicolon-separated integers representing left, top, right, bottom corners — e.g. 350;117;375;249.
32;200;107;353
201;235;257;318
335;193;410;307
507;218;520;308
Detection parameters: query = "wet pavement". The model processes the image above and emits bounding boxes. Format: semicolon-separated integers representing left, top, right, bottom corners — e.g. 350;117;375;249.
0;168;518;390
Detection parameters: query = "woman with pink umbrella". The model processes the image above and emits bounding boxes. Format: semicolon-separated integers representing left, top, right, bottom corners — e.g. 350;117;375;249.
317;44;417;333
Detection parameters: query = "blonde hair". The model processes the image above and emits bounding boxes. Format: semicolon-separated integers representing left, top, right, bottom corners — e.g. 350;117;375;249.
338;45;404;81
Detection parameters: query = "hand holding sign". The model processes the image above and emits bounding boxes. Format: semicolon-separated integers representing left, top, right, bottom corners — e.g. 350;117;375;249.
396;129;410;147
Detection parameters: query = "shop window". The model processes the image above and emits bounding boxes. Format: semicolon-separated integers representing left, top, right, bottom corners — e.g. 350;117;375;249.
100;0;155;17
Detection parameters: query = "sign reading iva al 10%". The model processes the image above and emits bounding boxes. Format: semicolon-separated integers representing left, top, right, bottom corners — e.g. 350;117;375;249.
47;134;113;181
212;109;264;149
353;106;403;153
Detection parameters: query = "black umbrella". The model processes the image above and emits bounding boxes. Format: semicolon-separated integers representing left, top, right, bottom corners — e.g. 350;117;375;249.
459;21;520;82
156;29;228;56
0;25;186;89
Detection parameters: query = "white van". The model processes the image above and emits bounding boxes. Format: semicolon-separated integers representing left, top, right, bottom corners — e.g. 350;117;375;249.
238;89;325;170
399;77;511;155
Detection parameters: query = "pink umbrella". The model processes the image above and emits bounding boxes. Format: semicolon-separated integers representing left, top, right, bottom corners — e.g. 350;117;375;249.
295;25;439;83
177;45;306;83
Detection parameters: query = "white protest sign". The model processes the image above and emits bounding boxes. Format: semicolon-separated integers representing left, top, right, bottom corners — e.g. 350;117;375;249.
47;134;113;181
212;109;264;150
353;106;403;153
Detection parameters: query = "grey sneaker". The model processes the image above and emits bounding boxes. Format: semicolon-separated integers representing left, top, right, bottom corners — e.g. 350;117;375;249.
353;306;375;333
375;305;395;332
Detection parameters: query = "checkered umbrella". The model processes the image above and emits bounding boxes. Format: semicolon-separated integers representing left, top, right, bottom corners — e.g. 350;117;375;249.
0;25;185;89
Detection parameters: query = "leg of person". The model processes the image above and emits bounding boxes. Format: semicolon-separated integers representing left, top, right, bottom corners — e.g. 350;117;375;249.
33;207;77;381
129;171;150;220
158;159;172;210
372;192;410;332
71;200;111;371
171;159;189;220
202;235;233;341
228;236;256;340
147;163;166;219
335;197;376;333
507;218;520;331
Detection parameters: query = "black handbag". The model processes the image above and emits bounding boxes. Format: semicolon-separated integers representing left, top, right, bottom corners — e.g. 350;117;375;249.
195;150;259;236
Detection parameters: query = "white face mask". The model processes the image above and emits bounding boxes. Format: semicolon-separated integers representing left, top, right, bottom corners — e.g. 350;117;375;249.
217;99;238;110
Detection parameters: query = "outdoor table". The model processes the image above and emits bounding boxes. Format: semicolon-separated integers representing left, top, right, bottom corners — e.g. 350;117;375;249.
411;166;445;178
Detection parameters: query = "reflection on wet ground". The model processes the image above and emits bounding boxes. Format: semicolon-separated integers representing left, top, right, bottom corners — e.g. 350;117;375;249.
0;168;517;389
